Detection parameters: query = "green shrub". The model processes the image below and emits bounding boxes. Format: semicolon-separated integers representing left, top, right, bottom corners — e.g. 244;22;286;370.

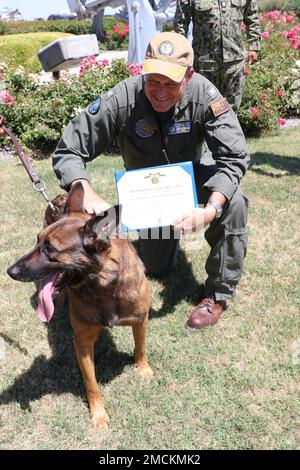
259;0;300;17
105;23;129;50
2;19;92;35
0;21;9;35
258;0;285;12
283;0;300;17
2;16;129;40
0;59;131;152
238;11;300;135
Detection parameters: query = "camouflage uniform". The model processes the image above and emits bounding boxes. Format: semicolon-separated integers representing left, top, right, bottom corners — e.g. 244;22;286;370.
53;73;249;301
174;0;261;111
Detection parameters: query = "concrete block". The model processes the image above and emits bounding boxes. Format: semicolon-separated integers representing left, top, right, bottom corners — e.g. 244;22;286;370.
37;34;99;72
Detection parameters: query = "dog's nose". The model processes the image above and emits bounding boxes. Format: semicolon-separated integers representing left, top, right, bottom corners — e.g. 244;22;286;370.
7;264;21;280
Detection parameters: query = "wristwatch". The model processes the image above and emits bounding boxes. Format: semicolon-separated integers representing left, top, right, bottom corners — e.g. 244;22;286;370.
206;200;223;219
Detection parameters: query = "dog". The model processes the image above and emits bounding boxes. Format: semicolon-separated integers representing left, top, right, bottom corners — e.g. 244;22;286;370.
7;182;153;427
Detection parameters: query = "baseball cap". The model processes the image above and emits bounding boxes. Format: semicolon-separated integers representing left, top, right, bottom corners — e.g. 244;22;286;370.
142;32;194;83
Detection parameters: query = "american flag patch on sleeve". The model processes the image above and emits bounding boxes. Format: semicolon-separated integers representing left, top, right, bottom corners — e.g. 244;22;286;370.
211;98;230;117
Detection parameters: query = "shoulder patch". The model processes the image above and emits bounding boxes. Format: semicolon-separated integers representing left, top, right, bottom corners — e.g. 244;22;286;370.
88;97;101;115
211;98;230;117
207;85;218;99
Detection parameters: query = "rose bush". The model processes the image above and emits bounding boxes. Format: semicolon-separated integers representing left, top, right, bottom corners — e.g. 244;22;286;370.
0;58;132;152
238;10;300;135
105;24;129;50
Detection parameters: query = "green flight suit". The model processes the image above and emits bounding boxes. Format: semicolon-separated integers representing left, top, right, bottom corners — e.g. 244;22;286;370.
174;0;261;110
53;73;249;300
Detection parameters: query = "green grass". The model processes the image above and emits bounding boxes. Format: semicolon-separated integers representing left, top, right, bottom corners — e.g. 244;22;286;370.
0;32;75;73
0;127;300;449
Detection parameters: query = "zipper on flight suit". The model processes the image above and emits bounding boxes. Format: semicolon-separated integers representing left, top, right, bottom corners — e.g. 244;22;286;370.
159;116;171;164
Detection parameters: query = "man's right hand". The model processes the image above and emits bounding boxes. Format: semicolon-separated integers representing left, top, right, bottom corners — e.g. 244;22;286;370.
70;179;111;215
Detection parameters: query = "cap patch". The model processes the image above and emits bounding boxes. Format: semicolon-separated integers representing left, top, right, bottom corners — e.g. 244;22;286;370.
211;98;230;117
135;119;155;138
88;97;101;114
158;41;174;57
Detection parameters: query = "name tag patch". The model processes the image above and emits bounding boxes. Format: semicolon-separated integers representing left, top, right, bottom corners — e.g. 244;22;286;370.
135;119;155;138
168;122;191;135
211;98;230;117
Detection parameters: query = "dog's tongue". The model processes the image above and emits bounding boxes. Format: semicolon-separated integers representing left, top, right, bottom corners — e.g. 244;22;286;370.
38;273;60;323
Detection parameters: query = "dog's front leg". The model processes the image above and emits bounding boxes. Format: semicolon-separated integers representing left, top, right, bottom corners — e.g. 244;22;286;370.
132;315;153;379
70;315;109;428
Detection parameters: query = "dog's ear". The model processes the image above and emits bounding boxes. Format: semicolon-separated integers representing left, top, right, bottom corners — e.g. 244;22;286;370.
66;182;85;214
83;205;122;251
44;194;68;227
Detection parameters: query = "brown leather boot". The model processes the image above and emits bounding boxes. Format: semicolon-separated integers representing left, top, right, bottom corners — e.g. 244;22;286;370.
186;296;226;329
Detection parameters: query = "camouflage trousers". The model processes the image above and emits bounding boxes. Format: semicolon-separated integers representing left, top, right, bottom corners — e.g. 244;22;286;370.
138;164;248;301
200;60;246;112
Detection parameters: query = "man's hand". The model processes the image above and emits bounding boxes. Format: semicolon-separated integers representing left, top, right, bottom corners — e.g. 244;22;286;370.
247;50;258;65
70;179;111;214
171;206;217;233
0;116;6;137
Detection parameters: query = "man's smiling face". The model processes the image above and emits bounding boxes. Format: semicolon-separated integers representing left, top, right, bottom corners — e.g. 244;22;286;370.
144;70;193;112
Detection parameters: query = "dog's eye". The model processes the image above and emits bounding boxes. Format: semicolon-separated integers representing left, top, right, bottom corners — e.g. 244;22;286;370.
42;240;58;256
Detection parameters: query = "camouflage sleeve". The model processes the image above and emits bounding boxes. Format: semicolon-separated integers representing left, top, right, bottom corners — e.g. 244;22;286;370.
202;84;250;200
174;0;192;36
244;0;261;51
52;88;121;190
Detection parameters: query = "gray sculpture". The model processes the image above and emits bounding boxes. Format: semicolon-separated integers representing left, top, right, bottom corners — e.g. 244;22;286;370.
68;0;177;64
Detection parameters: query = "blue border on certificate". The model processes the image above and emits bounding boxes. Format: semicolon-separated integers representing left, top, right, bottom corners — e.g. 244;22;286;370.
115;162;198;232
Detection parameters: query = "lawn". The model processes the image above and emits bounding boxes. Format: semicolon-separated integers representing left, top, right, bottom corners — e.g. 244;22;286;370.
0;127;299;450
0;32;74;73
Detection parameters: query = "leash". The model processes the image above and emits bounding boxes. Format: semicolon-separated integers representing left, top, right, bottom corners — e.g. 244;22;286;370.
0;115;57;213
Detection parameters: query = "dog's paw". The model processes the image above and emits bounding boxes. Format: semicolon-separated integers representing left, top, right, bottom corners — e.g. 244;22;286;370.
136;364;154;380
90;408;110;428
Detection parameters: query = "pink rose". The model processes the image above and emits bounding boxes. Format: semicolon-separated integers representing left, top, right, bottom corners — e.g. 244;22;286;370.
0;90;16;106
286;15;294;23
128;63;143;76
277;118;286;127
248;107;261;120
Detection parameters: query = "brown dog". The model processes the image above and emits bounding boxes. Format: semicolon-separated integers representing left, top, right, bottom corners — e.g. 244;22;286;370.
7;182;153;427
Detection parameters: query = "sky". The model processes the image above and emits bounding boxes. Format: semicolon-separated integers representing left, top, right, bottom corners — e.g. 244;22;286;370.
0;0;118;21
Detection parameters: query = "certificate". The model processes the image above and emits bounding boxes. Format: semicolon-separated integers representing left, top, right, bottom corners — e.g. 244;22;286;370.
115;162;198;231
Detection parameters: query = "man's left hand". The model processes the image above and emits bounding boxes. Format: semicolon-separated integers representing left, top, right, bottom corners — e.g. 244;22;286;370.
247;50;258;65
171;206;216;233
0;116;6;137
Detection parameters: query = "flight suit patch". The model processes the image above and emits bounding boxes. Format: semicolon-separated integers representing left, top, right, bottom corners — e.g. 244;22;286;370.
211;98;230;117
135;119;155;138
168;122;191;135
88;97;101;114
207;86;218;99
104;89;116;100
